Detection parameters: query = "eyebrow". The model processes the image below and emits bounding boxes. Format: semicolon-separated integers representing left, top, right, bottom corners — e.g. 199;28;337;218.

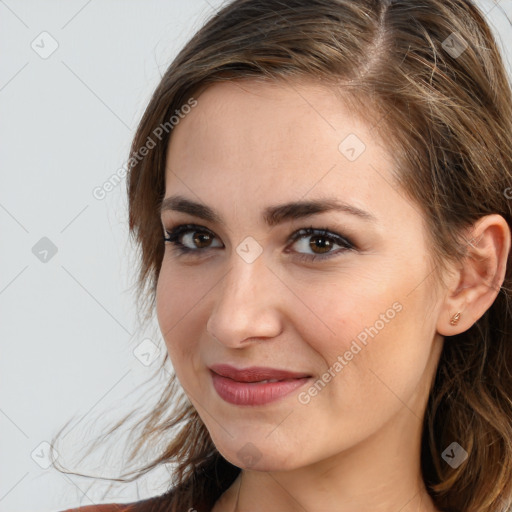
160;194;376;227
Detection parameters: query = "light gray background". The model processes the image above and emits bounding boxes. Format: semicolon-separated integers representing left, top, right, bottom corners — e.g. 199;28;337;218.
0;1;510;511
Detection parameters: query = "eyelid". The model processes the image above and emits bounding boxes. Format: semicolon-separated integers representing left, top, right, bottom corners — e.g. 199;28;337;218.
286;226;353;248
163;222;357;260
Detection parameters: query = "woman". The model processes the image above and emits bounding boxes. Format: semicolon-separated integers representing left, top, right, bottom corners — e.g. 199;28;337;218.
55;0;512;511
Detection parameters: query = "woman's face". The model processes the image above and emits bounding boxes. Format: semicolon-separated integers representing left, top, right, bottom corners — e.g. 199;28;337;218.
156;79;445;472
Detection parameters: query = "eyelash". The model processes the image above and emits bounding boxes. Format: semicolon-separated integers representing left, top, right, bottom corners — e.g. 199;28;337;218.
162;223;356;262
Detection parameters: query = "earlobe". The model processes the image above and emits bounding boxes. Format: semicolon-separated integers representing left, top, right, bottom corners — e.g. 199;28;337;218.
449;311;461;326
436;214;511;337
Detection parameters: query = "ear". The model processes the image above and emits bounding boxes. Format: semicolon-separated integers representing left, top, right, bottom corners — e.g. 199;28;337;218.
437;214;511;336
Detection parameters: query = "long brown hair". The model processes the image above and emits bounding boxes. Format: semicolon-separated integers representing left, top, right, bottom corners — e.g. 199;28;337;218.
51;1;512;511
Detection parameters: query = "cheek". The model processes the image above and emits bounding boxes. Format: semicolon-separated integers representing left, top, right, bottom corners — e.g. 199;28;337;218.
284;265;400;359
155;262;207;362
290;264;435;408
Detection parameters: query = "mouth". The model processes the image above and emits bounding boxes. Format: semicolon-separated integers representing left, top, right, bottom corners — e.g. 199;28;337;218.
209;364;313;406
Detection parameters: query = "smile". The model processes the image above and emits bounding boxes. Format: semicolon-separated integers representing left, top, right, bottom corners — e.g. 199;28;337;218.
209;364;312;406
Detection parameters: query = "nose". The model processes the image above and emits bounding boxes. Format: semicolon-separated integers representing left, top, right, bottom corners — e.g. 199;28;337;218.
206;251;283;348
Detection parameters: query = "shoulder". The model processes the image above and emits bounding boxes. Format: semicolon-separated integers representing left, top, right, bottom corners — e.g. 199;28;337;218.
58;505;132;512
57;492;174;512
58;504;134;512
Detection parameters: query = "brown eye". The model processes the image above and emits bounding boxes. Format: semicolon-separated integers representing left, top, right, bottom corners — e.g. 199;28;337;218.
163;223;355;262
163;224;223;254
308;235;334;254
287;227;355;262
192;231;214;249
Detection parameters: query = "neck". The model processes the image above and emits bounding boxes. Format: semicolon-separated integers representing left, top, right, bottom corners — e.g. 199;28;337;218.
212;404;441;512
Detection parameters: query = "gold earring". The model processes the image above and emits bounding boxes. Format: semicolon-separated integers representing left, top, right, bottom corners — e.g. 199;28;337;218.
450;312;461;326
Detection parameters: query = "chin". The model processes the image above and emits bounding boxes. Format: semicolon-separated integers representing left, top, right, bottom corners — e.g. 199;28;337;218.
222;450;300;472
211;434;304;472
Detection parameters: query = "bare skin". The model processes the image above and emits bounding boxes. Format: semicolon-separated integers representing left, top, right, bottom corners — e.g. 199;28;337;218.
155;79;510;512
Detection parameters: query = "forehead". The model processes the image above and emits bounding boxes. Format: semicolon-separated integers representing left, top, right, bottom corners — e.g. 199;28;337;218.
168;79;376;156
167;81;380;183
163;79;420;234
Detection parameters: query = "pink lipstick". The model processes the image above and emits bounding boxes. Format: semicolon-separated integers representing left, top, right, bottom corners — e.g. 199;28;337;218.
209;364;312;406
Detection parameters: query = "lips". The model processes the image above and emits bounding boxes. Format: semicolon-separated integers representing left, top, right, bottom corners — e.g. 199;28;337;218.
209;364;311;382
209;364;312;406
